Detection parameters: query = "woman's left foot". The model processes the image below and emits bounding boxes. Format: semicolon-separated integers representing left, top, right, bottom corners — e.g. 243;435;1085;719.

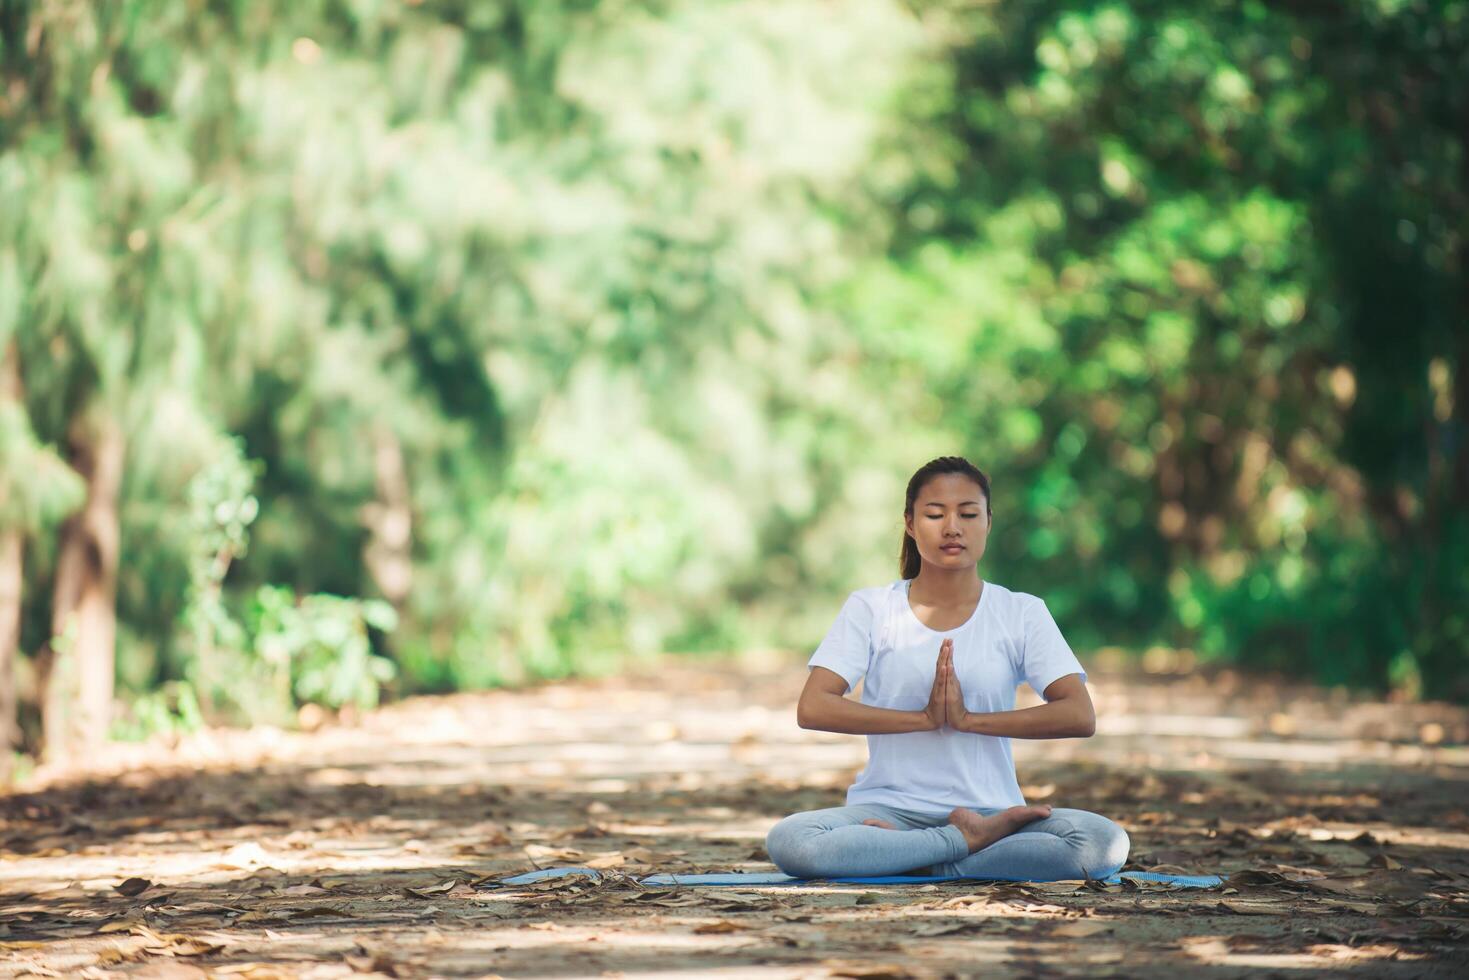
948;804;1052;853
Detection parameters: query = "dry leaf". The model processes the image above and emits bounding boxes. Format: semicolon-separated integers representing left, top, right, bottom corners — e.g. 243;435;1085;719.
94;946;139;966
114;877;153;897
131;926;224;958
585;852;626;869
280;883;328;897
287;906;355;919
823;961;915;980
911;920;982;937
401;879;457;899
693;920;747;934
1051;920;1112;937
344;948;400;977
1307;870;1425;899
212;967;297;979
1216;900;1279;916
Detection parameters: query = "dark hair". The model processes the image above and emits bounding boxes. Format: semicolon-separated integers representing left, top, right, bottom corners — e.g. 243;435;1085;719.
900;456;992;579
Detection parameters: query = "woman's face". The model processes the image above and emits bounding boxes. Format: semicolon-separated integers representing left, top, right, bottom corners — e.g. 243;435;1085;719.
905;473;991;572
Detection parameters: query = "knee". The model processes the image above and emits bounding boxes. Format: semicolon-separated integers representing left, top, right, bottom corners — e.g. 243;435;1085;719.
764;815;822;878
1078;818;1130;880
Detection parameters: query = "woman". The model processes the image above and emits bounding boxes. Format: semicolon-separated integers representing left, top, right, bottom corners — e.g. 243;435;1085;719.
765;456;1129;881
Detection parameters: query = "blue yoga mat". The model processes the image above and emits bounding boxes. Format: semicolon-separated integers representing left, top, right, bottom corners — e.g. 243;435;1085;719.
498;866;1225;889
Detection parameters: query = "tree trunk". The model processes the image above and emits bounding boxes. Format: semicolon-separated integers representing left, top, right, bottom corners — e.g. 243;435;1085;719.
0;342;21;783
41;413;125;766
360;426;413;609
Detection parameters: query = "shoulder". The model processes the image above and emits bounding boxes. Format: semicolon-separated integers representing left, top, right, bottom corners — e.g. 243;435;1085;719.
982;580;1036;609
839;581;905;619
983;582;1050;625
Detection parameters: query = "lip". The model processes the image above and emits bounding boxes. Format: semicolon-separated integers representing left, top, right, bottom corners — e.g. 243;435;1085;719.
940;544;965;553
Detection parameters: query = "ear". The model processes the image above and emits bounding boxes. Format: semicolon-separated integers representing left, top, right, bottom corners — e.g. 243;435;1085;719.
904;513;914;537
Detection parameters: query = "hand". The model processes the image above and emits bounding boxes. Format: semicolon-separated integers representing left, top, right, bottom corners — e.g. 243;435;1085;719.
922;638;951;731
941;642;967;730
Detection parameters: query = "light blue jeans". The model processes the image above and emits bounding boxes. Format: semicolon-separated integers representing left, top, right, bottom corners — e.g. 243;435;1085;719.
765;803;1129;881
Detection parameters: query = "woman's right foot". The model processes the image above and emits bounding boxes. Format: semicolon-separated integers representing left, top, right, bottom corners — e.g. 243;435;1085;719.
948;804;1052;854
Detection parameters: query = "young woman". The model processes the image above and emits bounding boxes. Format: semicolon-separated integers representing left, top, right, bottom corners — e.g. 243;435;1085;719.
765;456;1129;881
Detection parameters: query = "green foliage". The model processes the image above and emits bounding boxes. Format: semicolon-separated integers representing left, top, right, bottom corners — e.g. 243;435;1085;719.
860;0;1469;698
248;586;397;711
177;440;398;720
179;438;268;721
111;681;204;743
1;0;1464;731
0;399;84;532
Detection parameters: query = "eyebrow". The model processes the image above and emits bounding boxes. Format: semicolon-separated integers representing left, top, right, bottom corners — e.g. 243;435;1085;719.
922;501;984;507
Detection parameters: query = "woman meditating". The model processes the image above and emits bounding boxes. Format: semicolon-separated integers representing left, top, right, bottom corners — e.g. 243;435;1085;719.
765;456;1129;882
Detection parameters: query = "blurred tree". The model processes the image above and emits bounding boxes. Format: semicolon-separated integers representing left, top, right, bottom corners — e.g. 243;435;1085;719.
873;0;1467;695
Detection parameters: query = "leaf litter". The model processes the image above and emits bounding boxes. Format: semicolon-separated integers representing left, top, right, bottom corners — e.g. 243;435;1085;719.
1;661;1467;976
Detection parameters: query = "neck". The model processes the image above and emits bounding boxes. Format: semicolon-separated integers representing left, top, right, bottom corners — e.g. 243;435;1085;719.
910;566;983;604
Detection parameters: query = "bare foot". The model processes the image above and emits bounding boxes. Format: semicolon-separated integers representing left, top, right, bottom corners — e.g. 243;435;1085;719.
947;804;1052;853
861;818;898;830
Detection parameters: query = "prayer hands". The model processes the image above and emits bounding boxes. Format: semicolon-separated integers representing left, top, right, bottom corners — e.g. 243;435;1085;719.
923;638;968;731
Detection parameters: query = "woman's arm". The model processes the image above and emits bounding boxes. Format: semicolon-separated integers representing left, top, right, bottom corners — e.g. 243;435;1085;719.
953;673;1096;738
797;666;941;734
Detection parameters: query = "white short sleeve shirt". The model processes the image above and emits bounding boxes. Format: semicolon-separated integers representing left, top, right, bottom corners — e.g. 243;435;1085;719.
807;579;1086;815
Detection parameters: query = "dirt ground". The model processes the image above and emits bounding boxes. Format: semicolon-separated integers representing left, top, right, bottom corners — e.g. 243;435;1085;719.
3;654;1468;978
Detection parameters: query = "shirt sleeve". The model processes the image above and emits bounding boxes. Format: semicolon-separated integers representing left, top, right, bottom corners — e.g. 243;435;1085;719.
1021;597;1087;698
806;592;875;694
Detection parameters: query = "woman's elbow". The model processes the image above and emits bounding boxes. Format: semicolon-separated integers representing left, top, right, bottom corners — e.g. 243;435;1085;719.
1075;708;1097;738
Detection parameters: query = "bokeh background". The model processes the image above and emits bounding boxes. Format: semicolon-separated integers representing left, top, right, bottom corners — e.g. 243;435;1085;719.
1;0;1465;775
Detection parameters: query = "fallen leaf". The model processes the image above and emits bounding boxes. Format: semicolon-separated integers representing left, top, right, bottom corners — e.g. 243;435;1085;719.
344;948;400;977
280;883;329;897
212;963;298;978
94;946;139;966
585;852;626;869
287;906;355;920
1052;920;1112;937
401;879;458;899
910;920;983;937
1216;900;1279;916
1307;870;1426;899
693;920;748;934
823;961;915;980
114;877;153;897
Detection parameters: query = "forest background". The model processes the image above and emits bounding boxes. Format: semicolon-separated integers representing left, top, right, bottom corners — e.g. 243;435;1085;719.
1;0;1464;778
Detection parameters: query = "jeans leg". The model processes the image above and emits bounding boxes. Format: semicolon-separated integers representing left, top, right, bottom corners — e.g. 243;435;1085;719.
934;807;1130;881
765;804;970;879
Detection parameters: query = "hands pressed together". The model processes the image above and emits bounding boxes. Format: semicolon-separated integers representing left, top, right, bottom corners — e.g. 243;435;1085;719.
922;638;970;732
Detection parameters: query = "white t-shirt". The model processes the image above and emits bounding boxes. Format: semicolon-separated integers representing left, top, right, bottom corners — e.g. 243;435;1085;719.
807;579;1086;816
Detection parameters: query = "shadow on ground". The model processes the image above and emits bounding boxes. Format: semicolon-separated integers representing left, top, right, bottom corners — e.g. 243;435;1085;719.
2;660;1467;978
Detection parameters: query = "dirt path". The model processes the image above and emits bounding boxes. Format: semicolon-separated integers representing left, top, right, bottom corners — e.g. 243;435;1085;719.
3;657;1468;978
